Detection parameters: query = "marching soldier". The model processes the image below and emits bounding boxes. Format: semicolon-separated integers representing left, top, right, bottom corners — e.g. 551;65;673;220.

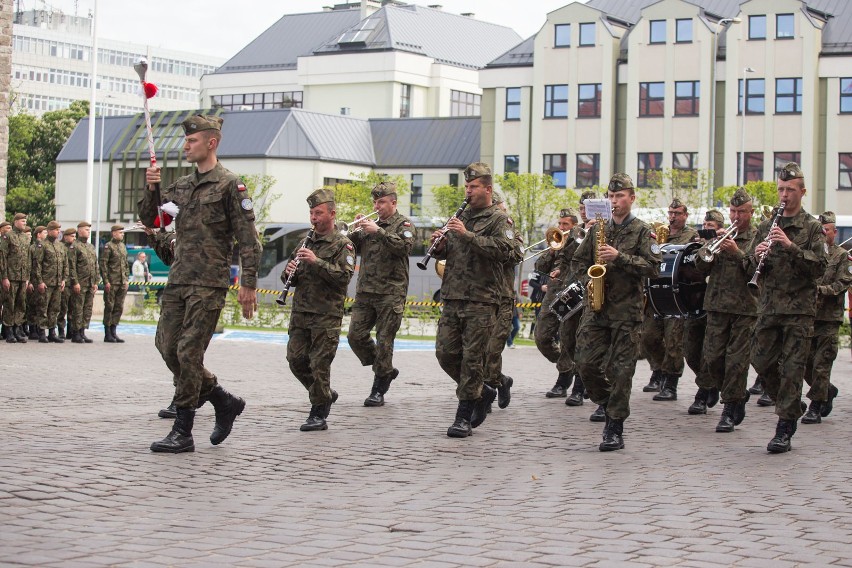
801;211;851;423
745;162;826;453
346;181;416;407
574;173;661;451
1;213;32;343
31;221;68;343
57;228;78;340
72;222;99;343
100;225;129;343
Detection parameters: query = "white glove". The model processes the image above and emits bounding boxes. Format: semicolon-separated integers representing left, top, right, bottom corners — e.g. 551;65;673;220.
161;201;180;217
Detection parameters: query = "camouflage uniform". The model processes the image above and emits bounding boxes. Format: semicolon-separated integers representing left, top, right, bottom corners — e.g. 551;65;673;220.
25;230;42;335
73;228;100;333
1;224;32;328
99;234;128;328
58;230;78;335
31;228;68;331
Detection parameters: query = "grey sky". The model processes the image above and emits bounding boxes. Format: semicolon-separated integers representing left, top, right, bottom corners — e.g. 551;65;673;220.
31;0;583;60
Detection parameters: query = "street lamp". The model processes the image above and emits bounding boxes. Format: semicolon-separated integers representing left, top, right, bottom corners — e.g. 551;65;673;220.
740;66;757;186
707;17;741;207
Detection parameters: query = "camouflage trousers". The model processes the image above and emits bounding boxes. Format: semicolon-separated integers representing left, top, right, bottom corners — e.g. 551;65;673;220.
699;311;756;403
534;283;579;375
804;320;840;402
58;288;71;328
102;284;127;326
684;316;712;388
288;311;342;405
642;313;685;375
347;292;404;379
37;286;63;328
76;286;95;330
155;285;224;409
751;314;814;421
485;297;515;388
2;280;28;326
435;299;498;401
575;314;642;421
26;289;39;325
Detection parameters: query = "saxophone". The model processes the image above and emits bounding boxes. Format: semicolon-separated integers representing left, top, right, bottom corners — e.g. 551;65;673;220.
587;213;607;312
653;222;670;244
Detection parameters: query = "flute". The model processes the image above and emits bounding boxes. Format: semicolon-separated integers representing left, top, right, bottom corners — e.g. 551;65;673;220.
277;226;316;306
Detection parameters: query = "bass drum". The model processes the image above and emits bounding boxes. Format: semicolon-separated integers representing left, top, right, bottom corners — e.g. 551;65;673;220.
549;280;585;322
646;242;706;319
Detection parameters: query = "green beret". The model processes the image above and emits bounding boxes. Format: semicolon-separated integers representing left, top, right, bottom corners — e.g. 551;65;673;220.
13;212;27;221
819;211;836;225
371;181;397;200
307;188;335;209
63;228;77;237
46;221;61;230
464;162;492;182
669;198;686;211
34;225;46;233
23;225;32;233
705;210;724;224
778;162;804;181
0;221;9;229
730;187;752;207
77;221;92;228
608;173;634;191
182;114;223;134
111;224;125;232
559;207;576;218
580;190;597;203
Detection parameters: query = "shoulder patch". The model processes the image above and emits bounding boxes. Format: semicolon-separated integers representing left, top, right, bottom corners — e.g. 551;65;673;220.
237;182;247;192
505;228;514;239
403;230;413;238
240;198;253;211
651;243;661;254
346;255;355;266
403;221;411;227
346;243;354;251
506;217;514;226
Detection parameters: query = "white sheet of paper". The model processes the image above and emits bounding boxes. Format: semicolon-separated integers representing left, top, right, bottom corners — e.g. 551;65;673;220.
583;199;612;222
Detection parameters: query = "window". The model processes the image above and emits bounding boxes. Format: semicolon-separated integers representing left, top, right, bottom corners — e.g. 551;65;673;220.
579;22;595;46
555;24;570;47
775;78;802;114
675;19;693;43
749;15;766;40
774;152;801;179
449;173;459;187
400;84;411;118
839;153;852;189
639;82;665;117
410;174;423;215
578;84;602;117
451;90;481;116
675;81;700;115
576;154;600;187
841;78;852;113
737;152;764;185
545;84;569;118
673;152;697;172
211;91;302;110
650;20;666;44
739;78;765;114
777;14;794;39
506;87;521;120
543;154;567;188
504;155;520;175
637;153;663;187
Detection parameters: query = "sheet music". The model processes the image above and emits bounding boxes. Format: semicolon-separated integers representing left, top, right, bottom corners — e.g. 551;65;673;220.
583;199;612;222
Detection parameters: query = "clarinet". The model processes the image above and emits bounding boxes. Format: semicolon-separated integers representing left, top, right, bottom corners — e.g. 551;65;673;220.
747;202;785;290
417;198;470;270
277;226;316;306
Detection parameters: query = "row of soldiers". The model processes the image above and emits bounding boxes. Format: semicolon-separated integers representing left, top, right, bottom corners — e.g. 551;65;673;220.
0;214;130;344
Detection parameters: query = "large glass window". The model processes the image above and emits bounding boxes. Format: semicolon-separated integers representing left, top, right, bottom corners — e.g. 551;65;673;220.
840;153;852;189
211;91;302;110
637;153;663;187
505;87;521;120
749;15;766;40
650;20;666;44
545;85;569;118
577;84;602;117
579;23;595;46
576;154;600;188
410;174;423;216
400;84;411;118
775;78;802;114
676;19;693;43
774;152;801;179
673;152;697;172
555;24;570;47
675;81;700;115
504;155;520;175
841;78;852;113
543;154;567;188
639;82;665;117
776;14;794;39
450;90;481;116
737;152;764;185
739;78;765;114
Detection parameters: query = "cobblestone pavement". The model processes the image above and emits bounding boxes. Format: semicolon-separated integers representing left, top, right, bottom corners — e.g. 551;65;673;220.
2;326;852;567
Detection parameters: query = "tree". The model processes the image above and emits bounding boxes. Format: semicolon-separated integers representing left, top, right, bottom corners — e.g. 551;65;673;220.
429;183;466;219
5;182;55;228
641;168;714;214
238;173;280;231
495;173;577;246
330;171;409;222
714;180;778;213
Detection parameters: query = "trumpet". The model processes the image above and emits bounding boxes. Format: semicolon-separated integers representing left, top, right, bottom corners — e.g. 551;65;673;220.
523;227;570;261
417;198;470;270
574;227;588;244
747;202;785;290
338;211;379;236
277;225;316;306
697;225;739;263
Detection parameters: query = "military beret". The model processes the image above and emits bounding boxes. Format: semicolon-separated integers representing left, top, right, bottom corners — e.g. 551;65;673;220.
819;211;836;225
23;225;32;233
492;189;504;205
705;210;725;224
111;224;125;232
182;114;223;134
730;187;752;207
778;162;804;181
371;181;397;200
464;162;492;182
77;221;92;228
13;212;27;221
34;225;46;233
307;188;335;209
608;173;634;191
63;228;77;237
580;190;597;203
46;221;61;230
669;198;686;210
0;221;9;229
559;207;576;219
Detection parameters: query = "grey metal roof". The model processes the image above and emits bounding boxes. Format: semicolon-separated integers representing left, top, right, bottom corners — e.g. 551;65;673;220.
809;0;852;54
271;110;376;165
486;36;536;69
370;117;480;168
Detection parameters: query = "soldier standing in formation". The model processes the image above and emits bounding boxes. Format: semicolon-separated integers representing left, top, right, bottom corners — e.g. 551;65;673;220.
72;222;99;343
25;225;44;340
284;188;354;431
31;221;68;343
142;114;258;453
573;173;661;451
801;211;851;423
746;162;826;453
1;213;32;343
57;228;77;341
100;225;129;343
346;181;415;407
0;221;8;335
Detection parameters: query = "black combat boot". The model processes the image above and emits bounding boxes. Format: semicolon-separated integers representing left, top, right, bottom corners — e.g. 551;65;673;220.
732;391;750;425
208;385;246;445
688;388;710;415
756;392;774;407
767;419;796;453
37;327;49;343
3;325;17;343
158;399;177;419
150;408;195;453
14;325;28;343
706;387;720;409
470;384;497;428
497;374;513;409
300;406;327;431
748;377;764;395
322;390;338;420
545;371;573;398
589;404;606;422
447;400;474;438
103;324;116;343
378;368;398;395
70;328;84;344
111;325;125;343
599;415;625;452
57;322;65;339
715;403;735;432
801;400;822;424
822;384;839;417
28;324;39;341
565;374;585;406
642;369;662;392
48;327;64;343
653;374;679;401
364;378;384;407
80;328;93;343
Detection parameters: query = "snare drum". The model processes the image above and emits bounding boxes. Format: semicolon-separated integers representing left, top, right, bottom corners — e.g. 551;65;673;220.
646;243;706;319
549;280;585;322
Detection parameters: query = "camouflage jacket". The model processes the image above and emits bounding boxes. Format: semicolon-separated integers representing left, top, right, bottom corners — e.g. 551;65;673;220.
74;239;100;287
287;230;355;317
497;229;524;300
665;225;699;245
573;215;661;322
147;232;177;266
137;162;261;289
349;211;415;297
99;239;128;286
435;203;516;304
32;237;68;286
743;209;827;317
816;244;852;322
695;227;759;316
64;241;79;287
0;228;32;281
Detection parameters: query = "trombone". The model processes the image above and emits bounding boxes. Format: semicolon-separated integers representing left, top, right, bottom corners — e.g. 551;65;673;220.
338;211;379;236
697;224;738;263
523;227;570;261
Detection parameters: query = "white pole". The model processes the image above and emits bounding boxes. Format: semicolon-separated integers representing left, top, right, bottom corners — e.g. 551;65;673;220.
84;0;99;224
95;102;105;260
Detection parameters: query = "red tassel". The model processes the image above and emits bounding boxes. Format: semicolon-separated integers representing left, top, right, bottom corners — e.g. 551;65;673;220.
153;212;173;228
143;82;158;99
